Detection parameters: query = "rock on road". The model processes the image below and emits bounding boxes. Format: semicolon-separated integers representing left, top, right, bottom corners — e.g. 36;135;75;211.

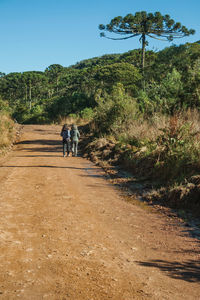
0;125;199;300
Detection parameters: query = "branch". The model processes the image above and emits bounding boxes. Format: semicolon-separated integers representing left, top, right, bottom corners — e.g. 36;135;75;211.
104;34;140;40
108;25;138;35
147;34;169;41
111;29;133;35
149;29;185;37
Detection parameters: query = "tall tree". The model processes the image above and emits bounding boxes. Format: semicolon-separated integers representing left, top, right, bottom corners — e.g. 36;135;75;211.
99;11;195;70
0;72;5;78
45;64;64;93
21;72;47;109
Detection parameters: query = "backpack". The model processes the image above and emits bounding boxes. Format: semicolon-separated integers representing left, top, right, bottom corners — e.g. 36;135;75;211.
62;130;70;141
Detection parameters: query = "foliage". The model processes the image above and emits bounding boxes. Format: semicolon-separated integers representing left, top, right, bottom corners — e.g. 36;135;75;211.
0;41;199;125
121;114;200;182
80;107;94;120
149;42;200;82
45;64;64;93
144;68;183;113
94;62;141;93
94;83;138;135
99;11;195;68
0;111;14;151
0;98;12;113
154;115;200;180
0;71;48;106
72;50;156;70
0;30;199;213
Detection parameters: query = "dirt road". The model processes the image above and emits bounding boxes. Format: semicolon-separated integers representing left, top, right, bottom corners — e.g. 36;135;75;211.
0;125;199;299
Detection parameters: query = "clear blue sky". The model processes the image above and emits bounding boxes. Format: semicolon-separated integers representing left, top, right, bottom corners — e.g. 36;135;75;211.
0;0;199;74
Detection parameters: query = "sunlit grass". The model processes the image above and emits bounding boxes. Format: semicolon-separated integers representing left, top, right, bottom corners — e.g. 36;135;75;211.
0;112;14;153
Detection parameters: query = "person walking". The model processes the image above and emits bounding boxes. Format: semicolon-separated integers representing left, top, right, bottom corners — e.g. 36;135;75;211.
60;124;71;157
70;124;80;157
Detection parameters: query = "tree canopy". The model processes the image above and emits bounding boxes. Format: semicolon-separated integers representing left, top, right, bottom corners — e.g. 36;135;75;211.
0;41;200;123
99;11;195;69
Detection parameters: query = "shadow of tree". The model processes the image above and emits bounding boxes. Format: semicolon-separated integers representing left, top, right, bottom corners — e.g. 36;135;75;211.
16;139;62;153
137;259;200;282
0;165;85;170
17;139;60;146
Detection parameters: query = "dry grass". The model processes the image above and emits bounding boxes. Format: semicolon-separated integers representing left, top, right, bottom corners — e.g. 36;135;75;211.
0;112;15;152
123;115;169;141
58;116;89;127
82;109;200;214
120;109;200;143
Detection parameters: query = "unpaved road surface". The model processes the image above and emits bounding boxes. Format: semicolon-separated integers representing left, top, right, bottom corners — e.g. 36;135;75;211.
0;125;199;300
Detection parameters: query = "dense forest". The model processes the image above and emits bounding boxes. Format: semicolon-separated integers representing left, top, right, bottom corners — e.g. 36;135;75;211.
0;40;200;211
0;41;200;124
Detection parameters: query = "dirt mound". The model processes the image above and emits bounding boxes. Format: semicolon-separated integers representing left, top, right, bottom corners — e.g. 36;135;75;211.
82;137;120;164
144;178;200;217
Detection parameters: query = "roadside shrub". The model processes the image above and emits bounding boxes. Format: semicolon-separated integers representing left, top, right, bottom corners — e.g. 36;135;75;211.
140;68;184;114
0;112;14;151
98;110;200;184
94;83;138;135
80;107;94;121
0;99;12;113
126;113;200;182
12;101;31;123
154;114;200;180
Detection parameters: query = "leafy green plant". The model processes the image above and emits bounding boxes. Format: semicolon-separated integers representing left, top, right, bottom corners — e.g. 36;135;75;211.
99;11;195;70
94;83;138;135
80;107;94;120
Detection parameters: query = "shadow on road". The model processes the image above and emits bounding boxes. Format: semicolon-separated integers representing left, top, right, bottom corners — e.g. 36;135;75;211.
16;155;62;158
0;165;87;170
137;259;200;282
16;139;62;153
17;139;60;146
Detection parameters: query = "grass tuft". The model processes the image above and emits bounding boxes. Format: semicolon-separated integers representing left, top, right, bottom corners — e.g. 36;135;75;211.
0;112;15;153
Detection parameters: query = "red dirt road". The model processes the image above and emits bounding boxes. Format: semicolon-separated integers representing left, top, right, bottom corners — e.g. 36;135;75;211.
0;125;199;299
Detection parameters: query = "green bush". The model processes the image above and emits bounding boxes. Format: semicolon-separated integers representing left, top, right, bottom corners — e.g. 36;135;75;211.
140;68;183;115
80;107;94;120
0;99;12;113
94;83;138;135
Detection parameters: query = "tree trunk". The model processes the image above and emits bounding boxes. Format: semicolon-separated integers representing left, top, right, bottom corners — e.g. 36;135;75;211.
29;81;32;110
25;84;28;101
141;33;146;71
141;33;146;90
56;77;59;93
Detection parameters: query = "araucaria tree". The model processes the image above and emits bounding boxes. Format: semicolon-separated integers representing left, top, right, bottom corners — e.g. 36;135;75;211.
99;11;195;70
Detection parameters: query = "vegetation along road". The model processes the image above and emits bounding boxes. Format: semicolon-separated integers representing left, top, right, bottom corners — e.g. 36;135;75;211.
0;125;199;299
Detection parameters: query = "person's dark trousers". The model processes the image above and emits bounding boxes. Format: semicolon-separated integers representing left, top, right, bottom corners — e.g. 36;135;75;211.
63;140;71;157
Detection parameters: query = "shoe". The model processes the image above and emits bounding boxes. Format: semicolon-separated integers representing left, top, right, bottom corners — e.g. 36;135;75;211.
63;154;66;157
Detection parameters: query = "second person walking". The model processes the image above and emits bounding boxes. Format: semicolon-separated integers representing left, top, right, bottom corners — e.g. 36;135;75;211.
70;124;80;157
